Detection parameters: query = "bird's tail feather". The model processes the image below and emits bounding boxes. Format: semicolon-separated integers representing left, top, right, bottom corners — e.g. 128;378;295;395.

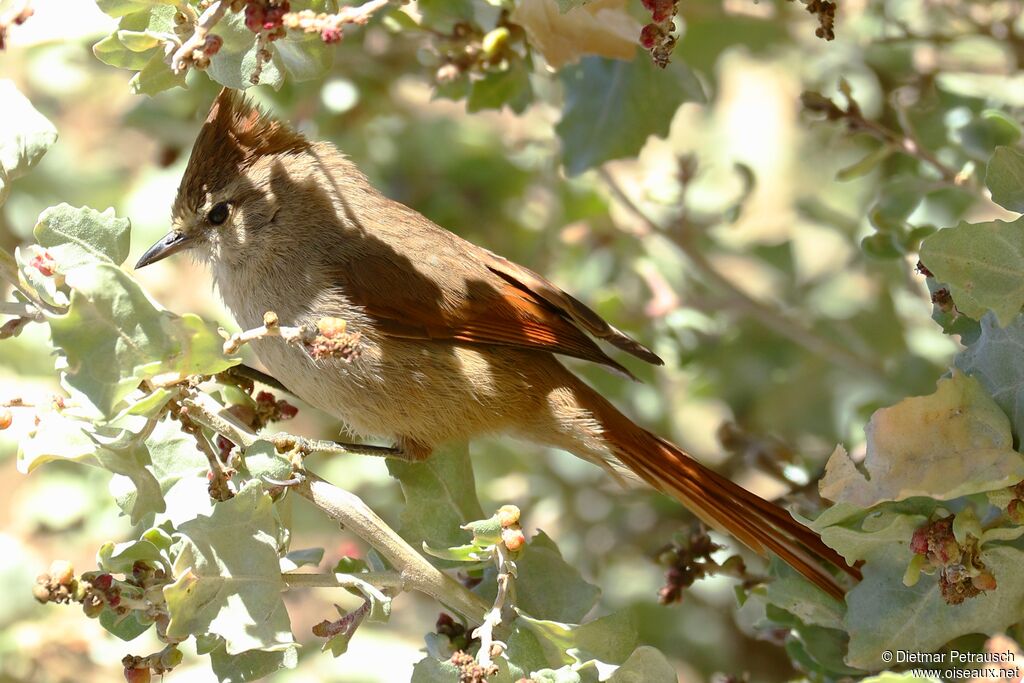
586;392;859;599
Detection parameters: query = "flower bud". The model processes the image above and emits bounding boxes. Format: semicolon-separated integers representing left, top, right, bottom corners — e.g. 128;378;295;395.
496;504;520;528
501;527;525;552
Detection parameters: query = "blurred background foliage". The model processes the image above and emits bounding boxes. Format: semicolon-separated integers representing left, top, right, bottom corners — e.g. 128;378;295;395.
1;0;1021;680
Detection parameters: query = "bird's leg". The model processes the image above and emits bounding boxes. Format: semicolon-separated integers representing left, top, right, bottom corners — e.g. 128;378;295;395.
391;437;433;462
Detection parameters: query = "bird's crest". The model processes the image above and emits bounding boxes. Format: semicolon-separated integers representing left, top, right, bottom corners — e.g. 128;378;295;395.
175;88;310;214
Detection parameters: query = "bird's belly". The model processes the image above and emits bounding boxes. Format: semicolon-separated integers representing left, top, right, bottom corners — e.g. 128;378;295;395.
249;334;533;447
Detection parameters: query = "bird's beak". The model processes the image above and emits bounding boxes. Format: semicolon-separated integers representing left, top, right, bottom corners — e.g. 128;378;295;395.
135;231;192;269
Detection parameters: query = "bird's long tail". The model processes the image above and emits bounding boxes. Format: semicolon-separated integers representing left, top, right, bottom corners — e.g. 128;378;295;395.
581;388;860;599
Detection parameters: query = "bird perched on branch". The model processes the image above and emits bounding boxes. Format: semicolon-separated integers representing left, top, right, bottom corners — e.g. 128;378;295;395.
137;88;859;598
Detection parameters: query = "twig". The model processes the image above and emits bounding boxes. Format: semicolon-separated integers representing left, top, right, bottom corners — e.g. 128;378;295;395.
473;543;513;669
282;570;403;592
222;311;360;361
283;0;391;42
182;390;397;459
599;169;887;381
173;397;236;501
293;473;490;621
0;301;41;319
169;0;228;74
801;89;964;186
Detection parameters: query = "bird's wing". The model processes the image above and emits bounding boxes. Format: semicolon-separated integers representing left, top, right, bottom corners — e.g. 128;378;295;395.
329;208;661;377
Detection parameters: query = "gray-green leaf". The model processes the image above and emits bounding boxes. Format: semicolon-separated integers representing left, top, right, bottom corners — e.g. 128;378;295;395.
556;52;704;176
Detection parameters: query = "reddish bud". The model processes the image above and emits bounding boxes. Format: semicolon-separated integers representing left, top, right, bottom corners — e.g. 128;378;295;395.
30;251;56;277
640;24;660;49
203;34;223;55
910;527;929;555
277;401;298;419
501;527;526;552
321;27;342;44
49;560;75;586
972;571;997;591
244;3;266;32
92;573;113;591
124;667;152;683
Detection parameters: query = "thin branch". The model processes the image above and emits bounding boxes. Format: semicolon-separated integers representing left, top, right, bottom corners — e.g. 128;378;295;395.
293;473;490;622
282;570;404;592
169;0;229;74
182;390;397;459
599;169;887;381
473;543;513;669
801;90;966;186
0;300;41;319
221;311;360;361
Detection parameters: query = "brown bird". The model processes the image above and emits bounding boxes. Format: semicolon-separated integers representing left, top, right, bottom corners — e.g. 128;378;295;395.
137;89;858;598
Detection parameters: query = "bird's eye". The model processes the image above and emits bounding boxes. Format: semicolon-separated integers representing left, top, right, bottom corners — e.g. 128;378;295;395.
207;202;230;226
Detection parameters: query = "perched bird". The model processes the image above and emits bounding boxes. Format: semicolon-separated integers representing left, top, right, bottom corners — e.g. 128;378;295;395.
137;89;857;598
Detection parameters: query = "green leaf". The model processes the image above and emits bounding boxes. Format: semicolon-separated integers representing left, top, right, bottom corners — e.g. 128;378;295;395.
927;277;980;343
164;481;294;654
239;440;293;483
0;80;58;189
835;145;893;181
34;204;131;268
467;62;534;114
111;417;207;523
100;610;153;641
532;667;582;683
209;641;299;683
819;372;1024;507
95;0;176;18
411;657;461;683
814;508;930;565
955;311;1024;441
515;610;638;671
844;541;1024;669
387;443;485;550
130;51;188;95
280;547;324;572
513;531;600;623
607;646;676;683
920;216;1024;326
956;111;1021;160
98;538;169;573
17;410;107;473
987;146;1024;213
98;436;165;525
273;30;335;83
47;261;234;417
756;559;845;630
207;10;282;90
556;52;705;176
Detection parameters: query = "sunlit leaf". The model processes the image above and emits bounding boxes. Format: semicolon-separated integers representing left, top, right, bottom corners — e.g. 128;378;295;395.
819;372;1024;507
0;80;58;194
209;640;299;683
164;481;294;654
919;216;1024;326
511;0;639;69
387;443;485;550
